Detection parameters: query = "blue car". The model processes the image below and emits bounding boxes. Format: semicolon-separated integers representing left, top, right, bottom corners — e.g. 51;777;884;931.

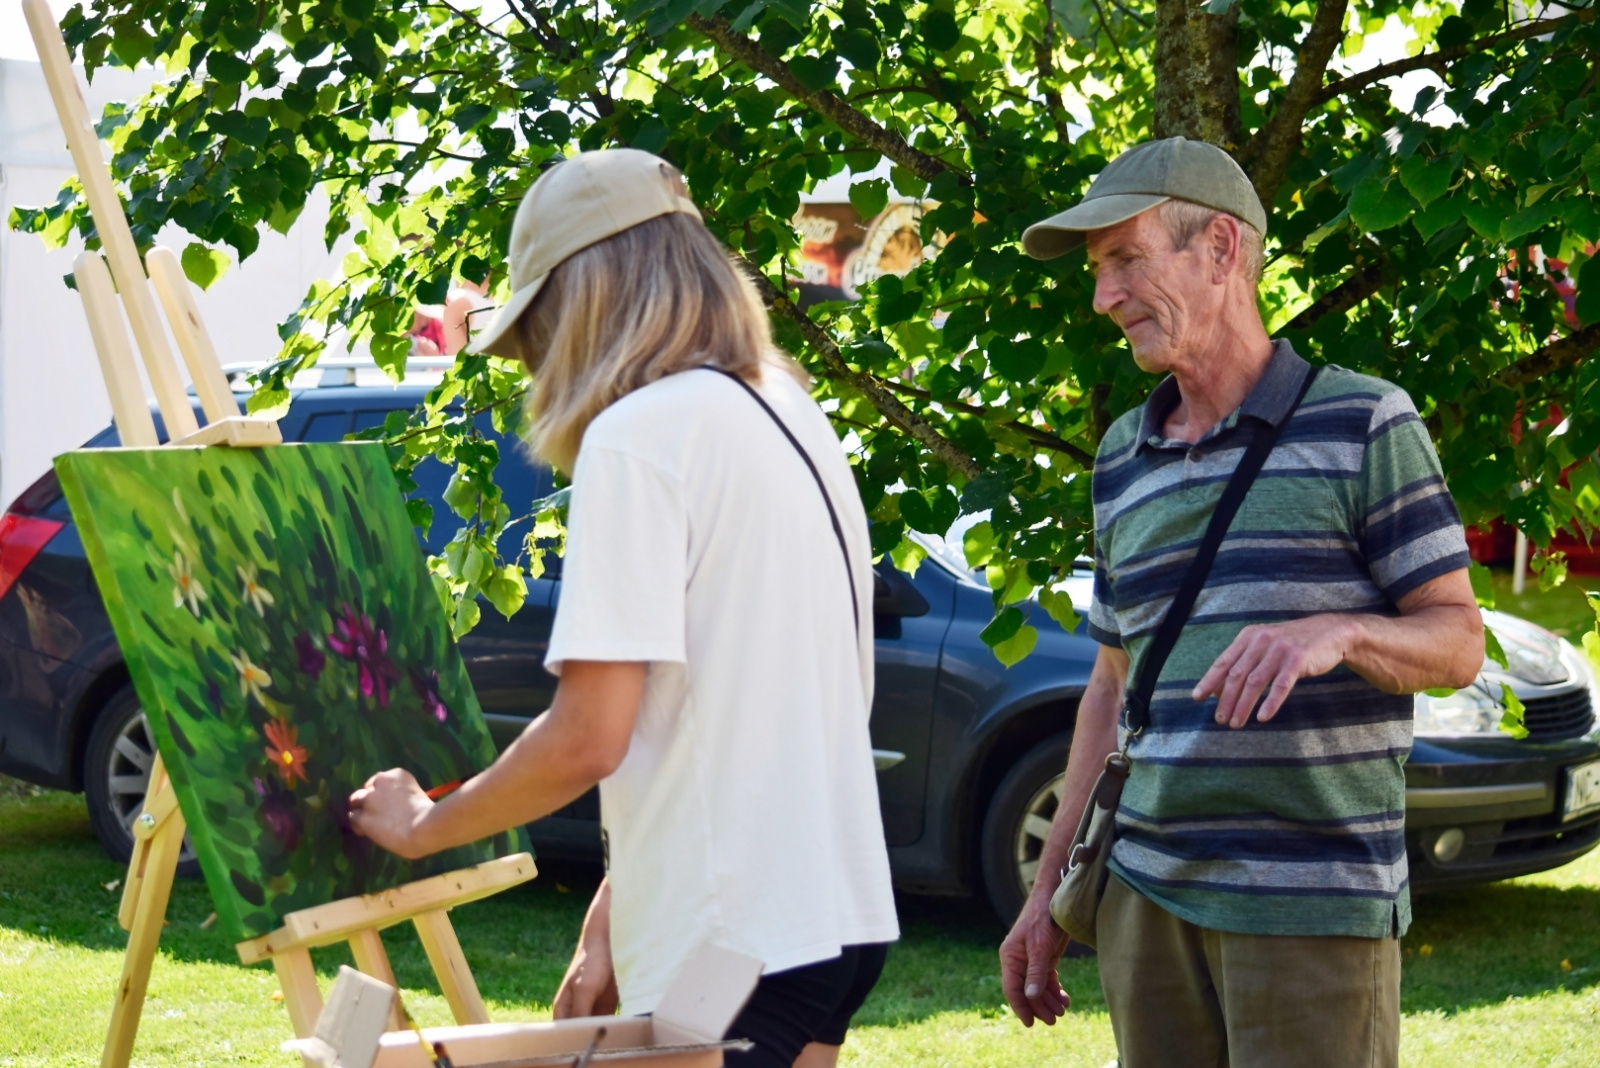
1;371;1597;922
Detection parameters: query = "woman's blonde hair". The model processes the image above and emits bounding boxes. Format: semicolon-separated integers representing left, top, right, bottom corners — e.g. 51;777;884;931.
507;212;802;472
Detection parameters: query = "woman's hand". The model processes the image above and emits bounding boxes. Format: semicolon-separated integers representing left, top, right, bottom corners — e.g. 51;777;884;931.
348;768;435;859
553;879;619;1019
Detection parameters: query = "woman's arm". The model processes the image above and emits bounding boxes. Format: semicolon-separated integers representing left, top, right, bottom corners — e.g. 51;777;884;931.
349;660;646;857
553;878;619;1019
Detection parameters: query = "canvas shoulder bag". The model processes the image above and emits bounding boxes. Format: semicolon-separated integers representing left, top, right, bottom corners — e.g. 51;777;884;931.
1049;367;1320;947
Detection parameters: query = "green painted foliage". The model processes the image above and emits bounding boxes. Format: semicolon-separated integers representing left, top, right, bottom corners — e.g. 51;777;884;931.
55;444;521;941
14;0;1600;663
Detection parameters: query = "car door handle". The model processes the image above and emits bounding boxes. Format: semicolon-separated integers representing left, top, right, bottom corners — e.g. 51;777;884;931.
873;749;906;771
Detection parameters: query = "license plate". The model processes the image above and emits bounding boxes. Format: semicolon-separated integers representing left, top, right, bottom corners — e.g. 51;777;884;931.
1564;759;1600;822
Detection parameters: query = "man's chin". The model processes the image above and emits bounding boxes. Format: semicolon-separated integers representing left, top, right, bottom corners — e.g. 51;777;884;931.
1127;342;1170;375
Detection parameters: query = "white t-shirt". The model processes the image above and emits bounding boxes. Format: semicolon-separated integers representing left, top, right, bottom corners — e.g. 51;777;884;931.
545;365;900;1014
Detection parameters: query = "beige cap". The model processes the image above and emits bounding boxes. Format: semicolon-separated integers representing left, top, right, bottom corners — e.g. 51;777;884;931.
468;149;702;355
1022;137;1267;260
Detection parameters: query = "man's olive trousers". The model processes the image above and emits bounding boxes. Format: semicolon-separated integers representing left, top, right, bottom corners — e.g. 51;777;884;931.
1096;874;1400;1068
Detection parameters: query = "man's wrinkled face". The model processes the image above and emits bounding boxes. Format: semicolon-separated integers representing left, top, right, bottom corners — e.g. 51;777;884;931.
1085;209;1215;373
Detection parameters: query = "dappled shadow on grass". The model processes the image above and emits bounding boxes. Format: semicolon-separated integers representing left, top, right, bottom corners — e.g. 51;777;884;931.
855;891;1106;1027
1403;876;1600;1014
0;789;591;1011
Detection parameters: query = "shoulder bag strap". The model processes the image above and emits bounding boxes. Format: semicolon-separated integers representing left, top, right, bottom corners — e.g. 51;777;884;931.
705;367;861;638
1123;366;1320;734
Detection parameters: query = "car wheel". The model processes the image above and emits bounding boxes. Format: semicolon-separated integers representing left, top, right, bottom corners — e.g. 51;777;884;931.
83;684;200;877
981;733;1074;927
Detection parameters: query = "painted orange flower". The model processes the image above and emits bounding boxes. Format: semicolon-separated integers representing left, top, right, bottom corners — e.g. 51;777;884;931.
263;720;309;787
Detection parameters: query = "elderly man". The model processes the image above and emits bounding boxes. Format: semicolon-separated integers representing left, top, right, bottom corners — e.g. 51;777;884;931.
998;137;1485;1067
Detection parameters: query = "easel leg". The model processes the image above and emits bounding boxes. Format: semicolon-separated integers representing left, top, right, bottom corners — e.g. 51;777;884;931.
273;947;324;1038
347;928;407;1031
413;909;489;1025
101;797;184;1068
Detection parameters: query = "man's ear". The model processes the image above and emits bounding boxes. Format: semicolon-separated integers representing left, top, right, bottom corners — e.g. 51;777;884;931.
1206;213;1242;284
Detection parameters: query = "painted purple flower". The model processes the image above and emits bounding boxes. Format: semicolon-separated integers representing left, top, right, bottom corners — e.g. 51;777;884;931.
262;796;302;850
256;778;302;850
294;633;326;680
411;669;450;723
205;678;223;714
328;604;399;706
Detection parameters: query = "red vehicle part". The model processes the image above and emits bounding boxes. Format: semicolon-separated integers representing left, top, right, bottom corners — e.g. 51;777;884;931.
0;512;65;603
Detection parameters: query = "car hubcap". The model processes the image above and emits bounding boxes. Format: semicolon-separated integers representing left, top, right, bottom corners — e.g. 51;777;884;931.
1014;772;1065;895
105;711;195;864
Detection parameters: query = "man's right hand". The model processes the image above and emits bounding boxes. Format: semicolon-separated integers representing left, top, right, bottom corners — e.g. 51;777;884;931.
999;894;1071;1026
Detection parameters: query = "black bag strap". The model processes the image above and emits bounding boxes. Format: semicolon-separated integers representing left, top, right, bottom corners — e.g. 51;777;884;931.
704;367;861;638
1123;367;1320;734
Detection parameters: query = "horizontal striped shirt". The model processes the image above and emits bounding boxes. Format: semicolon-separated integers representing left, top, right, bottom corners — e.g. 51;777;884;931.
1089;340;1470;939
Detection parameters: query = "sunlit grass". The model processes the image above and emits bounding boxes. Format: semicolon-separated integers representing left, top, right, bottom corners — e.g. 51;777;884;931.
4;759;1598;1066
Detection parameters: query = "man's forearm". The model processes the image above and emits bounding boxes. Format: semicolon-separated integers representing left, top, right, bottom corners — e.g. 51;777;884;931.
1340;602;1483;694
1025;649;1125;907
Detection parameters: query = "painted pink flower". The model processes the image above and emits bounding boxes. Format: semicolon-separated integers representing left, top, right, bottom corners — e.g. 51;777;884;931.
410;669;449;723
328;604;399;706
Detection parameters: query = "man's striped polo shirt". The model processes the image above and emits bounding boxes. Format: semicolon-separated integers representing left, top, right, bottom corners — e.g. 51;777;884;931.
1088;339;1471;939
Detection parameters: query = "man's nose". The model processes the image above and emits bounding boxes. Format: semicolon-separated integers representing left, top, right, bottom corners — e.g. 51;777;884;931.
1091;271;1122;316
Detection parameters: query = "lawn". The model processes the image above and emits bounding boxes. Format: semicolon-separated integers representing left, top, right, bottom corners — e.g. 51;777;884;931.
3;570;1598;1067
1;776;1597;1067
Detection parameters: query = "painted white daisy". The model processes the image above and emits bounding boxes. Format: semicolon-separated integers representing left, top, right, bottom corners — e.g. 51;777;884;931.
168;552;206;618
238;562;275;616
230;650;273;704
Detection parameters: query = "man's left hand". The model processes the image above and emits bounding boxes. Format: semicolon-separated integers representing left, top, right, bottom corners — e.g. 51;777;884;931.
1192;615;1351;728
348;768;435;858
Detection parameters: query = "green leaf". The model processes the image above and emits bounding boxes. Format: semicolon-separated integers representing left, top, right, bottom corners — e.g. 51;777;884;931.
1038;587;1081;633
979;605;1023;646
1348;178;1416;233
889;535;927;576
451;593;481;639
848;178;891;221
921;8;961;51
1531;550;1568;592
991;623;1038;667
1398;155;1455;207
897;486;958;534
1497;682;1529;740
484;566;527;620
788;52;840;91
987;337;1047;382
1484;627;1509;670
833;27;880;70
1422;687;1457;698
1468;563;1496;609
1461;198;1505;240
963;521;997;568
1576;282;1600;327
1581;630;1600;674
442;470;477;519
180;242;231;290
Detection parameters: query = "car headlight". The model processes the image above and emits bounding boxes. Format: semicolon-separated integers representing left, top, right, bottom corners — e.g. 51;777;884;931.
1414;685;1501;736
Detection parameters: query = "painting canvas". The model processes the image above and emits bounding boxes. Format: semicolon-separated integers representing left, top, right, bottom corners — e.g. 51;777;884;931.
55;443;522;941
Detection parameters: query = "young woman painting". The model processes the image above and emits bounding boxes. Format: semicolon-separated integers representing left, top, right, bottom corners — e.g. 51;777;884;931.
348;148;899;1068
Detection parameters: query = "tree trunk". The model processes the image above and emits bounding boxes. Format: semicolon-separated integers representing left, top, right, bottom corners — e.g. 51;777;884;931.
1152;0;1241;148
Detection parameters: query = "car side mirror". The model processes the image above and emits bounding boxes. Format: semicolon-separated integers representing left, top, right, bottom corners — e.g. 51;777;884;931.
873;565;930;618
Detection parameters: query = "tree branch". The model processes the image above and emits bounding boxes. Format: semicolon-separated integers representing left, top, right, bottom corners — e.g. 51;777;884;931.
1311;9;1596;107
1283;261;1390;332
1493;322;1600;388
883;381;1097;466
737;261;983;478
1241;0;1350;212
1032;0;1073;142
687;13;967;185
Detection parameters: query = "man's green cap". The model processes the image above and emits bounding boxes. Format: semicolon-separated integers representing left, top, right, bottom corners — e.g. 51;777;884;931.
1022;137;1267;260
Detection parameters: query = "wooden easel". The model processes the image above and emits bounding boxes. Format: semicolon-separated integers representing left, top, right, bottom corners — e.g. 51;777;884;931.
20;2;538;1064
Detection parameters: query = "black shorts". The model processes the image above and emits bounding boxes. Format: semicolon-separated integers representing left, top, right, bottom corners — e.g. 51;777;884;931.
723;943;890;1067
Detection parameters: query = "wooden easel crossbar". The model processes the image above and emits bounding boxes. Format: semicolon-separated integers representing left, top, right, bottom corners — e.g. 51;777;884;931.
20;2;538;1064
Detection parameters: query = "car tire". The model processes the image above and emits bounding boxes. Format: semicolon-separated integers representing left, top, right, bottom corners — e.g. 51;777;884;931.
83;684;200;877
981;732;1085;935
